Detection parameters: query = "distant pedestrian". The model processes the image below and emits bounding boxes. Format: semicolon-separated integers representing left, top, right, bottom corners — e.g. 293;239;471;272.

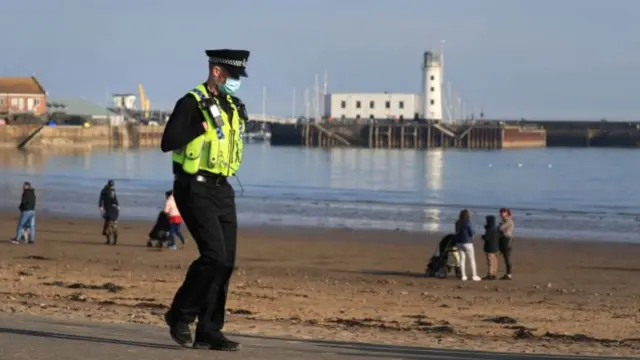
11;181;36;245
498;208;515;280
99;179;120;245
163;190;186;250
481;215;500;280
455;209;481;281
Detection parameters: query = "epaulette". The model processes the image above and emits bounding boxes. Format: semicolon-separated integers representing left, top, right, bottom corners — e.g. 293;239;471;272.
231;95;248;120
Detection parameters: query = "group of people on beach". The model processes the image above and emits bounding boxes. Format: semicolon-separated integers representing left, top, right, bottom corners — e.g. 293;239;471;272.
10;179;187;250
9;179;513;282
428;208;515;281
98;180;188;250
454;208;515;281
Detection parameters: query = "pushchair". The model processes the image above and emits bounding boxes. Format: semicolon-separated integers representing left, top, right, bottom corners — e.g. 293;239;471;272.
146;211;171;248
425;234;462;278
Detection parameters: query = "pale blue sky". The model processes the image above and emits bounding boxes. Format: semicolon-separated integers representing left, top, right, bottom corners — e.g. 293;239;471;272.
1;0;638;119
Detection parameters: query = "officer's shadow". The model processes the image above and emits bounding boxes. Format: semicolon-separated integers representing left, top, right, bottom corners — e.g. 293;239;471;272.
0;327;181;350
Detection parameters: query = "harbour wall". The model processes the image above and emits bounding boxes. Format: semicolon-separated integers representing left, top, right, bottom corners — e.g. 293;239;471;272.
0;125;165;149
270;122;546;150
503;120;640;147
271;120;640;149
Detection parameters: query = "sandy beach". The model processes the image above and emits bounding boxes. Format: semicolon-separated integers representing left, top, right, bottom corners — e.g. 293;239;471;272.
0;213;638;357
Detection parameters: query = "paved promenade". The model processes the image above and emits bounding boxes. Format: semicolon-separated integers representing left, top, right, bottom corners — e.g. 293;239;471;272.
0;313;628;360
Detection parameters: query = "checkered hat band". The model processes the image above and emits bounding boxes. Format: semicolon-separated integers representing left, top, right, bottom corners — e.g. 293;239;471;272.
208;57;245;67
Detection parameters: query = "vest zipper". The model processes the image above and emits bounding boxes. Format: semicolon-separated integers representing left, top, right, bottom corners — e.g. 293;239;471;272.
227;128;236;175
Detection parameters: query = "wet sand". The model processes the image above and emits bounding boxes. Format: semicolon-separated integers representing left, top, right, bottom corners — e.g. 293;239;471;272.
0;213;638;357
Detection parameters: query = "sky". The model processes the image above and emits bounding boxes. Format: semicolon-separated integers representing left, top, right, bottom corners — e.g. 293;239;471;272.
1;0;639;120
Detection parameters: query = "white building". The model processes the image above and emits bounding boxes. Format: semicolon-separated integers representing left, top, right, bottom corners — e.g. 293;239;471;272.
324;93;420;120
323;50;444;121
112;93;137;110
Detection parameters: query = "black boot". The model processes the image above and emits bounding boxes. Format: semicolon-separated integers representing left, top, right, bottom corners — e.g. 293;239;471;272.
164;311;192;347
193;332;240;351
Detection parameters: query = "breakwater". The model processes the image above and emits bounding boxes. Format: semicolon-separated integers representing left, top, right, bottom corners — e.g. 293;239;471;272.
517;120;640;147
271;120;640;149
0;124;164;149
271;121;546;149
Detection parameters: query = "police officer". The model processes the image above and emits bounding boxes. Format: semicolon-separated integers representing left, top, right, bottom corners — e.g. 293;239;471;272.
160;49;249;351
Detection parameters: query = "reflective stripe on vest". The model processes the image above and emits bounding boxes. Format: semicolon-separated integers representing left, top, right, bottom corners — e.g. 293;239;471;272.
192;87;224;140
171;84;245;176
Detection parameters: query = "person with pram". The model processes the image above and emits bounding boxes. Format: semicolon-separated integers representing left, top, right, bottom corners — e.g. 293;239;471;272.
147;191;186;249
424;234;461;278
455;209;482;281
164;191;186;250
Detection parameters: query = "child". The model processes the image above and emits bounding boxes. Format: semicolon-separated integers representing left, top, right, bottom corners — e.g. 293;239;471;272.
481;215;500;280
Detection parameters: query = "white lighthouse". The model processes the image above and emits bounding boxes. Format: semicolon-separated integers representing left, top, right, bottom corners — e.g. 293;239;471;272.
422;51;443;121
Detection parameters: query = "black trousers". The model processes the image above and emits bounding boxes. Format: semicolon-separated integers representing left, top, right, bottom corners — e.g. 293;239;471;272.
502;248;512;274
169;174;237;337
500;236;513;275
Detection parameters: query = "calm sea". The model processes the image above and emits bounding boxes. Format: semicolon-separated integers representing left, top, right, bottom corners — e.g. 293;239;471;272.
1;145;638;242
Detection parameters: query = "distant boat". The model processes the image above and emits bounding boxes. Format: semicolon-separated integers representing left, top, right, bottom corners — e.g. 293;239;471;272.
243;130;271;142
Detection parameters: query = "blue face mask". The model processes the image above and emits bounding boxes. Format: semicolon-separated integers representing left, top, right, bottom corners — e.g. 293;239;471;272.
219;78;241;95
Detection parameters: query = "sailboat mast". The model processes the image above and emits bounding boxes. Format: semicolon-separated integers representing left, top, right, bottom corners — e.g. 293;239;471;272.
292;88;296;119
261;86;266;121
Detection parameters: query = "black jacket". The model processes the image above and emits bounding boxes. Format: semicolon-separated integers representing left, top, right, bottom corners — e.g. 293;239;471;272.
482;215;500;253
99;186;119;220
19;188;36;211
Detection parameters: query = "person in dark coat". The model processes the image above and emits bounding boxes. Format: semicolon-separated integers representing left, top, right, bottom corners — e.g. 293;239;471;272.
98;179;120;245
11;181;36;244
481;215;500;280
498;208;515;280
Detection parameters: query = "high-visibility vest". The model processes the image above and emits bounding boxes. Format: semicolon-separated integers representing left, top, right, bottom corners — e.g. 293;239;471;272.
171;84;245;176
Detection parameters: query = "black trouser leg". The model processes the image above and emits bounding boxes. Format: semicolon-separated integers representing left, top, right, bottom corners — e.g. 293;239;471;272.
102;219;111;244
502;248;512;274
169;177;237;332
206;208;237;332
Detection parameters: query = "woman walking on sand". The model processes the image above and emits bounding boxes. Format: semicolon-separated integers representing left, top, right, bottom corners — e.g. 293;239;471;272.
498;208;515;280
164;190;186;250
455;209;481;281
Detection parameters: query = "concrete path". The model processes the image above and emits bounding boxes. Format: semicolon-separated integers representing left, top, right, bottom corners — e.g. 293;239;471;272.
0;313;628;360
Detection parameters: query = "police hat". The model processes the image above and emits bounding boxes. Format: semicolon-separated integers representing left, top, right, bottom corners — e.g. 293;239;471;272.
206;49;250;78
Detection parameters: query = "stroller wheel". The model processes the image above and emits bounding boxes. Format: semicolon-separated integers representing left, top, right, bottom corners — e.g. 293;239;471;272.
146;240;152;248
156;241;163;249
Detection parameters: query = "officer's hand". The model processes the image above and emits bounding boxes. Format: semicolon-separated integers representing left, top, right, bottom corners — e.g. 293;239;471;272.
202;121;208;130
